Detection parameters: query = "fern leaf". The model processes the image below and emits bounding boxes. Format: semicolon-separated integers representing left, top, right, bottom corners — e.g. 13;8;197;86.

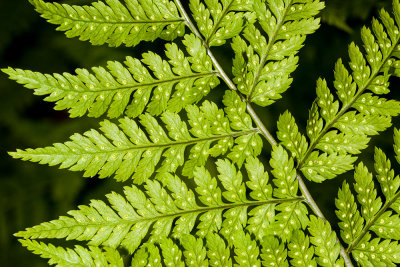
131;243;162;267
232;231;260;267
277;111;308;160
10;96;260;183
189;0;254;46
20;239;123;267
268;146;308;241
287;230;316;267
232;0;324;106
301;151;355;183
352;234;400;266
336;181;365;245
2;34;218;119
159;238;185;266
205;233;232;266
335;129;400;266
180;235;209;267
308;216;341;267
260;236;289;267
276;2;400;183
354;163;382;223
15;156;302;255
29;0;185;47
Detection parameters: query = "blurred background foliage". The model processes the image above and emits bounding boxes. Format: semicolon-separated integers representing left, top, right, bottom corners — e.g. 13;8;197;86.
0;0;399;266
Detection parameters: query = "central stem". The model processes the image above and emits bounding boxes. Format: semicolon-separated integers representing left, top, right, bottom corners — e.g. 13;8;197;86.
174;1;353;266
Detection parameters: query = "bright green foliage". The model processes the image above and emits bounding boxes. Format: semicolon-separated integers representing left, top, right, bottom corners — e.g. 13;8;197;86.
9;92;260;183
277;2;400;183
336;129;400;266
288;230;316;267
268;146;309;241
14;156;299;254
19;239;124;267
232;0;324;106
189;0;255;46
29;0;185;47
260;236;289;267
180;235;209;266
130;243;162;266
232;231;261;266
3;34;219;118
308;216;342;267
7;0;400;266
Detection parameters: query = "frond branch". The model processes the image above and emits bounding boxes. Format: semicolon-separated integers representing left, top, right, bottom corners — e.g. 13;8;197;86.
245;0;293;102
18;196;303;237
298;35;400;170
346;185;400;254
204;1;235;45
17;130;258;157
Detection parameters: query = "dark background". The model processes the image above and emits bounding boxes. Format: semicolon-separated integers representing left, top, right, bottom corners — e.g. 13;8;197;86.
0;0;398;266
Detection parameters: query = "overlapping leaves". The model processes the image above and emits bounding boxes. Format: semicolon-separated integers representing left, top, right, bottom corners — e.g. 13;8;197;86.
9;91;261;183
29;0;185;47
3;34;218;119
189;0;255;46
232;0;324;106
16;148;346;265
335;129;400;266
278;1;400;182
15;153;305;259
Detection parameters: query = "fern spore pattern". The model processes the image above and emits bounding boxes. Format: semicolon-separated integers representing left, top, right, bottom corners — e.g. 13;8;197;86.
5;0;400;266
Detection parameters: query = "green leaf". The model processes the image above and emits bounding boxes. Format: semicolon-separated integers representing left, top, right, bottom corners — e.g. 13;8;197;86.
160;238;185;267
189;0;254;46
288;230;316;267
233;0;324;106
301;151;355;183
352;234;400;266
10;100;259;183
296;2;400;183
309;216;341;267
131;244;162;267
336;181;364;245
205;233;232;267
232;231;260;267
260;236;288;267
29;0;185;47
3;34;219;118
15;157;288;256
180;235;209;267
277;111;308;161
354;162;382;223
19;239;124;267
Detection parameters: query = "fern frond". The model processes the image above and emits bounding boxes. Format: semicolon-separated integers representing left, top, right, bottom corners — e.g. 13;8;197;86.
232;0;324;106
29;0;185;47
288;230;316;267
3;34;218;119
10;93;261;183
277;2;400;183
260;236;289;267
19;239;124;267
308;216;342;267
130;243;162;266
180;235;209;266
15;155;303;256
335;128;400;266
189;0;254;47
205;232;232;266
267;145;309;241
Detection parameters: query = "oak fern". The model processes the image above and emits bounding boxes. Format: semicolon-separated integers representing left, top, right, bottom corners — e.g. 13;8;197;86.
4;0;400;266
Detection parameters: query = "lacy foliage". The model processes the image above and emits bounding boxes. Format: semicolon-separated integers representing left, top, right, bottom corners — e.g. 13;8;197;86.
5;0;400;266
